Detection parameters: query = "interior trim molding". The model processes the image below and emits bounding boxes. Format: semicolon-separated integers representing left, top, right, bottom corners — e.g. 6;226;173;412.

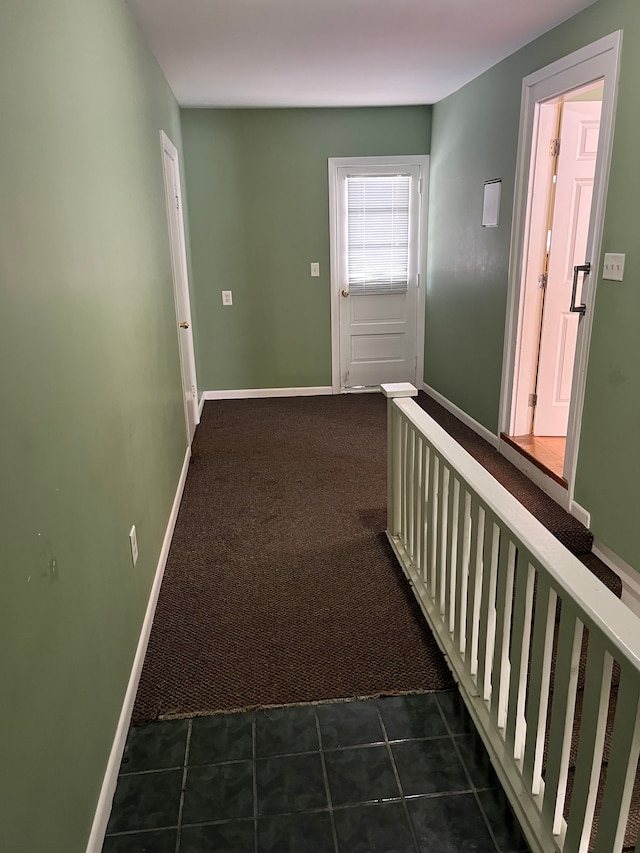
201;386;333;401
498;438;570;509
570;501;591;529
85;445;192;853
592;539;640;617
421;382;499;448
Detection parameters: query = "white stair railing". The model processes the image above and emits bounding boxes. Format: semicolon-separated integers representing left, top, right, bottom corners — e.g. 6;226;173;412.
383;384;640;853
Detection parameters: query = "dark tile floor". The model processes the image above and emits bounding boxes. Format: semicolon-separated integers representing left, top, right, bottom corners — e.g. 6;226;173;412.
102;690;531;853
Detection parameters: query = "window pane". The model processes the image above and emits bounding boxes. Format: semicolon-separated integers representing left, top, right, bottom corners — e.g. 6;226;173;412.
346;175;411;295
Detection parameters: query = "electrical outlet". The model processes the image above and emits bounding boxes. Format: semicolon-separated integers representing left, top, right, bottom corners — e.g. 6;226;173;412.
603;253;625;281
129;525;139;567
310;262;320;277
221;290;233;306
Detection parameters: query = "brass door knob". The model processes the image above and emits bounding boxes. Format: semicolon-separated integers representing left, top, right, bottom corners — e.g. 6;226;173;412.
179;321;190;329
341;289;350;297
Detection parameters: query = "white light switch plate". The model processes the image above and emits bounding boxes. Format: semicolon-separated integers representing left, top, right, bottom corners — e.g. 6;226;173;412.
310;262;320;277
603;253;625;281
221;290;233;305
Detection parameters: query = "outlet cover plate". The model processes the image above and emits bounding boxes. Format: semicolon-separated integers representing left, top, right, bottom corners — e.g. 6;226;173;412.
221;290;233;305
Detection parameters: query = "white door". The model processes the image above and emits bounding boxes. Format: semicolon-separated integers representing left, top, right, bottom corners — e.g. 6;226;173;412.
160;131;199;443
329;158;425;391
534;101;602;436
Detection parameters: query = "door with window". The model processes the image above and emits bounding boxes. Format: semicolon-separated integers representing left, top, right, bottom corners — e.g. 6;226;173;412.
329;157;426;391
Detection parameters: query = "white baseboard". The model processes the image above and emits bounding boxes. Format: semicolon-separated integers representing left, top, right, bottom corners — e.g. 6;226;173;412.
592;539;640;617
85;445;192;853
201;386;333;401
198;393;206;418
570;501;591;529
421;382;499;448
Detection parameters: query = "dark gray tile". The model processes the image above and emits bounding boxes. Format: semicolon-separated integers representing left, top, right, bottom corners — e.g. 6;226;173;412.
408;793;495;853
455;732;499;789
102;829;177;853
378;694;447;741
255;705;319;757
477;788;530;852
106;769;182;834
179;820;255;852
256;753;327;816
258;810;336;853
391;739;469;796
120;720;189;774
333;802;416;853
435;691;474;735
188;712;253;765
324;745;399;806
317;701;383;749
182;761;254;824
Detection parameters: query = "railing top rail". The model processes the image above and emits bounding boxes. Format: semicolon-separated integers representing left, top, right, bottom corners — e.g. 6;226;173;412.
390;394;640;673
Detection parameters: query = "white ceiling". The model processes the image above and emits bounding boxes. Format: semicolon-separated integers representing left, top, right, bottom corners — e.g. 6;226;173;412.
127;0;597;108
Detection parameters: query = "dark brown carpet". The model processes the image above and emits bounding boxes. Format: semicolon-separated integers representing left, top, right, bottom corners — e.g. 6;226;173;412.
132;394;454;723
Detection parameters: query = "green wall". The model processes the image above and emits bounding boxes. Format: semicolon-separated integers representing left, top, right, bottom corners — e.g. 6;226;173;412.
0;2;187;851
181;107;431;391
425;0;640;568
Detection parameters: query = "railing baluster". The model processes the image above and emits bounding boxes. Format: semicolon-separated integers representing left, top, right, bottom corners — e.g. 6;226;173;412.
413;435;423;574
453;488;471;657
438;464;451;616
563;641;612;853
407;426;416;562
593;670;640;853
465;498;485;680
429;454;441;602
523;575;557;797
418;439;430;583
477;510;500;703
492;535;516;731
399;417;408;542
505;552;535;763
403;421;412;553
445;476;460;634
542;604;583;835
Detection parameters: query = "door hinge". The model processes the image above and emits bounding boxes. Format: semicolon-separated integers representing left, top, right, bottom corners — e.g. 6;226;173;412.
528;393;538;408
549;138;561;157
417;273;420;289
538;273;548;290
176;195;180;210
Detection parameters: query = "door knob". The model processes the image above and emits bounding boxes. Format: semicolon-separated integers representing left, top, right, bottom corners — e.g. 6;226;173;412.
179;321;190;329
341;289;350;297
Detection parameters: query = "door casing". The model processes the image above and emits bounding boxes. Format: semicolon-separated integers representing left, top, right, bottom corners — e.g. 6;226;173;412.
498;32;622;513
328;155;429;394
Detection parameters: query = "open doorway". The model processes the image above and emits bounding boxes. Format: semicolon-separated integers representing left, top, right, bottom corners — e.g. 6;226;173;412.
504;80;603;487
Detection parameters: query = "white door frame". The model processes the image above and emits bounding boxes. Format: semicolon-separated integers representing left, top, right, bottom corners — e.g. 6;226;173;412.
328;155;429;394
160;130;199;442
498;32;622;512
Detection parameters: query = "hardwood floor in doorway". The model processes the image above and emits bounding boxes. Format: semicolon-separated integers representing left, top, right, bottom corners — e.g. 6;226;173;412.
502;433;567;486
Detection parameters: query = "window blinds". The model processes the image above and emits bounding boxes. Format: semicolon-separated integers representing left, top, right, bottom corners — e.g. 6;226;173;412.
346;174;411;295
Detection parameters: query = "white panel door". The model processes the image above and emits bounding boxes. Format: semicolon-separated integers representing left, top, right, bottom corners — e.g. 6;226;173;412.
336;164;422;389
161;132;199;442
534;101;601;436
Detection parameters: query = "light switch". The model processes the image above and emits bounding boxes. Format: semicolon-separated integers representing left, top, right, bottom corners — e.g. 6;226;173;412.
310;262;320;277
221;290;233;305
603;253;625;281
